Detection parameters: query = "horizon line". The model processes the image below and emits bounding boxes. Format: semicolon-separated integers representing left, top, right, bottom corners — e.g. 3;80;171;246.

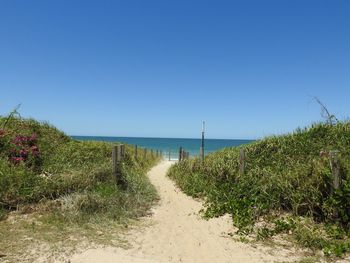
70;135;257;141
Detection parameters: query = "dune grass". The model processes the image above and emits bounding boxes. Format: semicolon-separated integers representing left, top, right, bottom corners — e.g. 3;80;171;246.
0;116;160;261
168;122;350;258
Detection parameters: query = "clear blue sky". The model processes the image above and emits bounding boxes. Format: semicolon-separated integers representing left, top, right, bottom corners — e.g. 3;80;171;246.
1;0;349;139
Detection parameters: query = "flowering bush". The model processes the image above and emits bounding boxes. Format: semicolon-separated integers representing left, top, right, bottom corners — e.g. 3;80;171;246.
9;133;42;170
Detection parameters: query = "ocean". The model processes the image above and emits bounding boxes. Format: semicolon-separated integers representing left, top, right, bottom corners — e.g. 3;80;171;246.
72;136;253;160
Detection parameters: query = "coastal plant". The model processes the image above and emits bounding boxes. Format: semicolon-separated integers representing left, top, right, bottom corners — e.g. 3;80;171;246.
9;134;42;170
168;122;350;256
0;115;160;222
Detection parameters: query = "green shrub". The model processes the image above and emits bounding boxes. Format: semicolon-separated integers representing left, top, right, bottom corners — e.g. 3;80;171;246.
168;122;350;256
0;116;160;222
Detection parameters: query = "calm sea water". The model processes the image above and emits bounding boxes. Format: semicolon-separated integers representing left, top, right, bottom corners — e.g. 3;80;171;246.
71;136;253;160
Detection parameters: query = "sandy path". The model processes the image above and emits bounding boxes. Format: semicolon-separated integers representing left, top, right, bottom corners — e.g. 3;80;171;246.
70;161;301;263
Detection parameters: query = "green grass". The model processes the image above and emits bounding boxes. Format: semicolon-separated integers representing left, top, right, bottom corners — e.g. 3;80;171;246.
0;115;161;261
168;122;350;258
0;116;159;216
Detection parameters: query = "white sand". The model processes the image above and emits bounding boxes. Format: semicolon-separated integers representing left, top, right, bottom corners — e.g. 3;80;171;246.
70;161;302;263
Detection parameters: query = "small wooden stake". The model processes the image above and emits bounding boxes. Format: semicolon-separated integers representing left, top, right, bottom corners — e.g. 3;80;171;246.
239;148;246;175
329;150;341;219
179;147;183;161
121;144;125;159
329;150;340;191
112;145;123;184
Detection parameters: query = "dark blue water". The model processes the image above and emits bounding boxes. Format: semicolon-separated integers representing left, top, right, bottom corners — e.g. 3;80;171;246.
71;136;253;160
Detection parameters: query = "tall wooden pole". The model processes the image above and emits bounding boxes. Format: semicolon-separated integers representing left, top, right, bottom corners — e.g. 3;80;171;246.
200;121;205;163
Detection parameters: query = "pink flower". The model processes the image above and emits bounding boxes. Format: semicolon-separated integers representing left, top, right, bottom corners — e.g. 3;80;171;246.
10;156;24;164
20;149;28;158
9;133;40;165
31;146;40;156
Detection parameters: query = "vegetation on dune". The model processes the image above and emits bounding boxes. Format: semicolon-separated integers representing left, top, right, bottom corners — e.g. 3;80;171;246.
0;110;160;261
168;122;350;257
0;113;160;223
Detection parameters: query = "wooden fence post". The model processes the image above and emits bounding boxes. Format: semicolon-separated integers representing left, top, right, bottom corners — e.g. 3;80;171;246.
329;150;341;218
239;148;246;175
330;150;340;191
121;144;125;159
112;145;123;184
179;147;183;161
134;145;138;159
181;149;187;160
